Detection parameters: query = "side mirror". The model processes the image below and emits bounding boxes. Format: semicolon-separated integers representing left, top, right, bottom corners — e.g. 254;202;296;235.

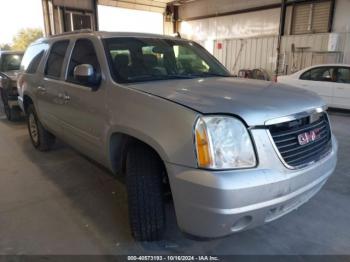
73;64;101;90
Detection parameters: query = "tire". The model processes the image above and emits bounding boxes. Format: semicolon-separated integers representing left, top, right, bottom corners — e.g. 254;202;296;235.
126;144;165;241
27;104;55;151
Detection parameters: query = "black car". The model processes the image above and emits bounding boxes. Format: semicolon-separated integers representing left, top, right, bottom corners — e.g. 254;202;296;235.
0;51;24;120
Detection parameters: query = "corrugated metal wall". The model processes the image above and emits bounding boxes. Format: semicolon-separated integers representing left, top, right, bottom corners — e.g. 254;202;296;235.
212;33;349;77
213;36;278;76
279;33;347;74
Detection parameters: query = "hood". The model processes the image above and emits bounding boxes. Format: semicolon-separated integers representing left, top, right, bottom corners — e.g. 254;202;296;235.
130;77;325;126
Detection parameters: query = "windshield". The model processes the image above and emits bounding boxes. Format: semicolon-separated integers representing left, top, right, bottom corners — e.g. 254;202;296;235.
1;53;23;71
104;37;230;83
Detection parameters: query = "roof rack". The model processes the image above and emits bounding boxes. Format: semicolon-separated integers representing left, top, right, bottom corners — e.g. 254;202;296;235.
170;32;181;38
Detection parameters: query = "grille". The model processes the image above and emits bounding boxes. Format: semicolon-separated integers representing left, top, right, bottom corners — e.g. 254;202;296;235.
268;112;332;168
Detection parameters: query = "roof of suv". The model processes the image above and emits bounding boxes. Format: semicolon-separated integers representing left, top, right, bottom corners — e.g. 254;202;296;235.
34;30;184;44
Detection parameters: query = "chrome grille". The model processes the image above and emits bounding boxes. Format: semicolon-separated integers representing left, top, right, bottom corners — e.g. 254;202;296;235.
268;112;332;168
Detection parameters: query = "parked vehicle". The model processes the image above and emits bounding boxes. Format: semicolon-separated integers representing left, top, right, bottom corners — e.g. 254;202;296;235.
237;68;270;81
0;51;24;120
18;31;337;241
278;64;350;110
238;69;252;78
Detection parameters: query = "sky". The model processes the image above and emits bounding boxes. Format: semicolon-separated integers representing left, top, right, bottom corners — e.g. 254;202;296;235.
0;0;163;45
98;5;163;34
0;0;44;44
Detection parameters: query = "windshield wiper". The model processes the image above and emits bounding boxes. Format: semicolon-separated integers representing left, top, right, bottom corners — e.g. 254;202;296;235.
128;74;195;81
166;74;195;79
191;72;231;77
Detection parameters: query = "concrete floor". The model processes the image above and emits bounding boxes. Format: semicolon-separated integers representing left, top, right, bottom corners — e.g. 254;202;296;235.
0;104;349;255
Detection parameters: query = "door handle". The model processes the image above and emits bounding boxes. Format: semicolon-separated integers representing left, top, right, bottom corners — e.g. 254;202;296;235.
64;94;70;101
37;86;46;93
58;93;70;103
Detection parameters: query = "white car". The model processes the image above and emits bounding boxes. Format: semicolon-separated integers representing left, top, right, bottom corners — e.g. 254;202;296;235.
278;64;350;110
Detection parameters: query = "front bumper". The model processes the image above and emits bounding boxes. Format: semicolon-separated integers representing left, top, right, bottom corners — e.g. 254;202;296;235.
166;131;338;238
7;96;19;108
1;87;19;108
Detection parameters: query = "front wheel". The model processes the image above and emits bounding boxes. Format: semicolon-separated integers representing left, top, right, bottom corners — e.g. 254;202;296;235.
27;104;55;151
126;144;166;241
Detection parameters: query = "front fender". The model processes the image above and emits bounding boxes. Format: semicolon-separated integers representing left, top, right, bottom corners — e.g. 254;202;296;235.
105;84;199;171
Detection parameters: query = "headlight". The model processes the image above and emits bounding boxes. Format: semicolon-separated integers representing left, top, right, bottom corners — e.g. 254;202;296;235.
195;116;256;169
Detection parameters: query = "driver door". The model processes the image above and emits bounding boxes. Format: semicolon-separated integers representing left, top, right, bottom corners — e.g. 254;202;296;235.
333;67;350;109
297;66;335;106
60;38;106;161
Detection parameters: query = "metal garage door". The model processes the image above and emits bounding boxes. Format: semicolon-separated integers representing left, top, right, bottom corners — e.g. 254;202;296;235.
98;0;170;13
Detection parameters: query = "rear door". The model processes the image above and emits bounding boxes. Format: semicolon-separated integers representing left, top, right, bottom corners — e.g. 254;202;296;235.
297;66;335;106
60;38;106;161
333;67;350;109
38;40;70;134
18;42;49;111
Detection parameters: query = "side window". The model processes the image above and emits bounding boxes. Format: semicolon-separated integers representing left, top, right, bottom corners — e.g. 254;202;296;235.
336;68;350;84
300;70;311;80
300;67;335;82
45;40;69;78
67;39;101;85
21;43;48;74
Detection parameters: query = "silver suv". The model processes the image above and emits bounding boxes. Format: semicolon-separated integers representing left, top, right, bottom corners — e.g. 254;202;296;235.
18;31;338;241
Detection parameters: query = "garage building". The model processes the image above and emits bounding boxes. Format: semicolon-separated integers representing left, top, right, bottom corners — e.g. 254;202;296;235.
41;0;350;78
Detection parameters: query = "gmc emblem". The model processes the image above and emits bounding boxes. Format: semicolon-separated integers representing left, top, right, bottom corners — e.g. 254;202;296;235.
298;128;321;145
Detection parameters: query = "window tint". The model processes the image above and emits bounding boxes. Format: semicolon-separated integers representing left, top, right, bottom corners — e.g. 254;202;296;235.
300;67;336;82
336;68;350;83
45;40;69;78
21;43;48;74
67;39;101;84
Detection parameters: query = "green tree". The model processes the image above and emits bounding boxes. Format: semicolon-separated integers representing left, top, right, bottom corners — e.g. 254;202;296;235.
0;43;11;51
11;28;43;51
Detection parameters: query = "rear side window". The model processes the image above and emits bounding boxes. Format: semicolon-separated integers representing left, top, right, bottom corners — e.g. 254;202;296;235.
66;39;101;84
337;68;350;83
45;40;69;78
21;43;48;73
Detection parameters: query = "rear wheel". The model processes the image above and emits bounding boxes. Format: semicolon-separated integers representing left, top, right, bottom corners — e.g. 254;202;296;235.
27;104;55;151
126;144;165;241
